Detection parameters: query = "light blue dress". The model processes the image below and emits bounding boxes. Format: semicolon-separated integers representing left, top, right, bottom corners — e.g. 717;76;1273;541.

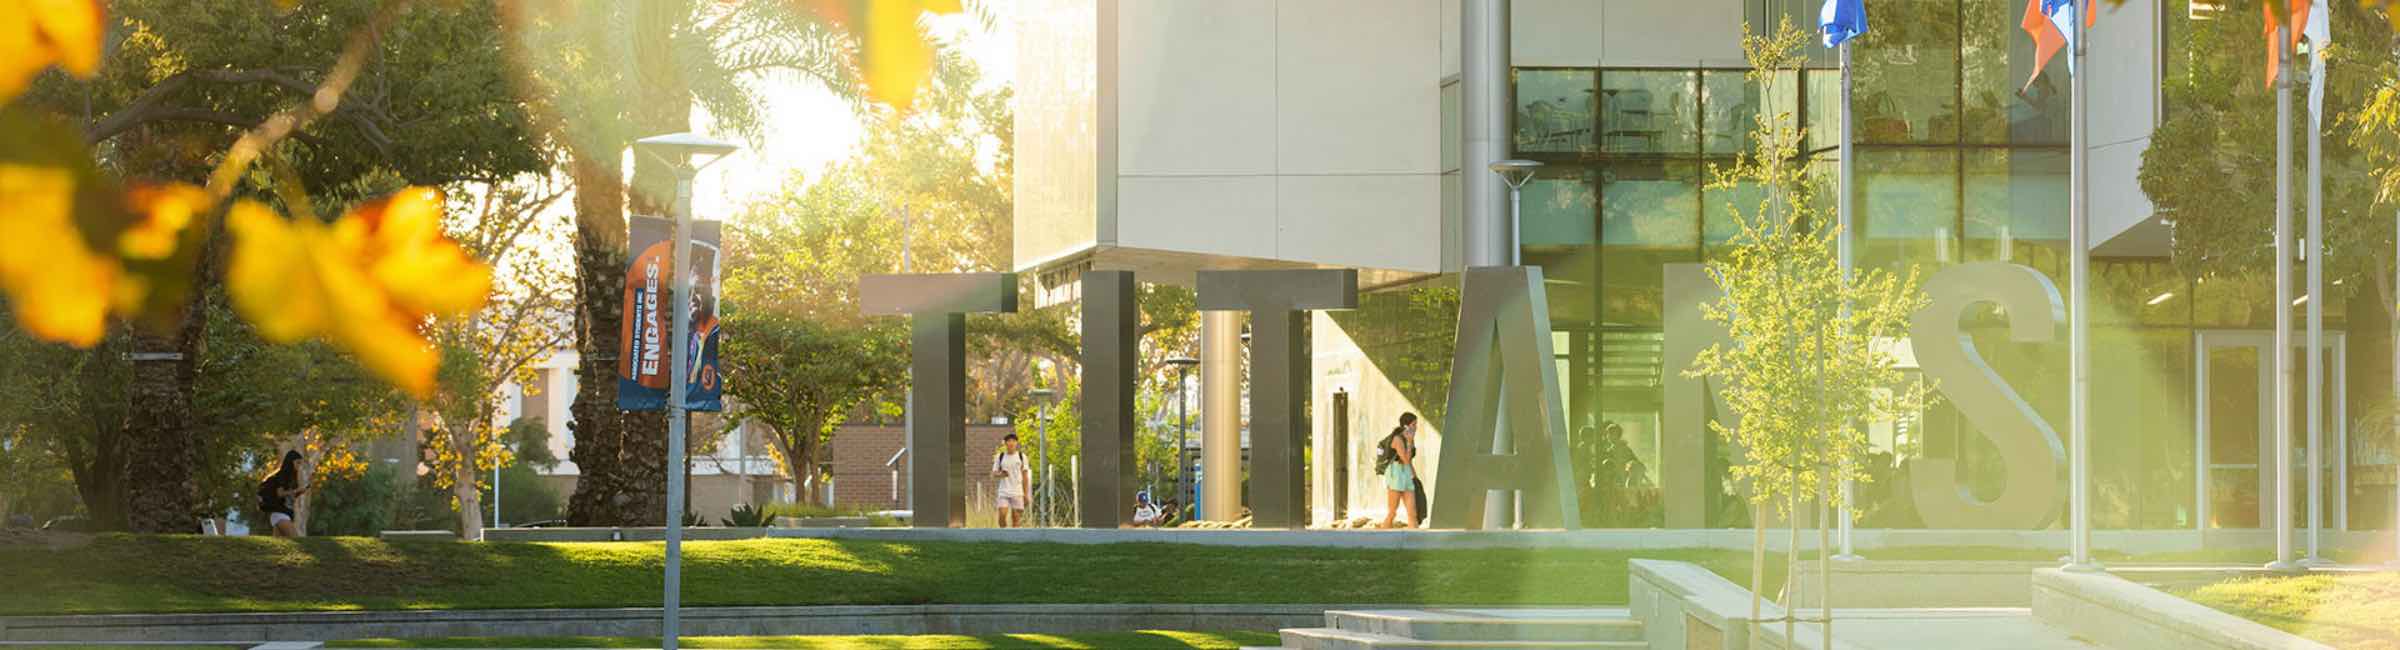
1384;437;1415;492
1386;462;1415;492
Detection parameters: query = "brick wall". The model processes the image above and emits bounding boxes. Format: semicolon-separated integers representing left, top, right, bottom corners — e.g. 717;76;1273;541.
826;423;1018;510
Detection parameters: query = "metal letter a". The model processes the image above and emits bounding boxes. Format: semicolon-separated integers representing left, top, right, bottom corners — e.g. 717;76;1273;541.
1430;267;1581;530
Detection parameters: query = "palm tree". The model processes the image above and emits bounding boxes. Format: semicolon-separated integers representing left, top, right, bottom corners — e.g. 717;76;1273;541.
503;0;857;526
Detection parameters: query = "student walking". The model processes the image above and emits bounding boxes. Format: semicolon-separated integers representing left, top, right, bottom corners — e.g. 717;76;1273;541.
991;434;1032;527
256;450;313;537
1376;413;1421;529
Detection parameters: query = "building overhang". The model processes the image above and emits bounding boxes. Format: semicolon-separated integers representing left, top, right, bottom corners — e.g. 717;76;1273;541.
1024;245;1440;308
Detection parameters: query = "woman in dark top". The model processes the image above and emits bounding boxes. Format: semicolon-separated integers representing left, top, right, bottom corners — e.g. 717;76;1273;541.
258;450;312;537
1377;413;1420;529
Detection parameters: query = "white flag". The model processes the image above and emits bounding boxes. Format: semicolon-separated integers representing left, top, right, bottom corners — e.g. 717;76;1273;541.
2305;0;2330;125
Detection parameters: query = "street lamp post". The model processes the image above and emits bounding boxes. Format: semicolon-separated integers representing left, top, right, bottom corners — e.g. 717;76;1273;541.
1490;160;1542;267
1030;387;1057;527
632;132;739;650
1488;159;1541;528
1167;356;1200;512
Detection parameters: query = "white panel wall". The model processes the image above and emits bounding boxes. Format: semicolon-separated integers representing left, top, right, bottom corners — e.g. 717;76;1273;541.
1279;176;1445;271
1278;1;1442;175
2087;0;2163;248
1116;0;1277;176
1442;0;1462;79
1512;0;1609;66
1014;0;1106;270
1113;0;1446;273
1515;0;1747;68
1116;176;1279;259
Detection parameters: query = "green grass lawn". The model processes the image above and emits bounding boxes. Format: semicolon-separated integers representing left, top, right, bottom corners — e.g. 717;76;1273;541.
327;631;1278;649
1;535;2089;616
2175;571;2400;650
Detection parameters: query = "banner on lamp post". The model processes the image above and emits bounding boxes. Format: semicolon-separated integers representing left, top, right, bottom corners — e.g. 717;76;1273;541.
617;214;725;412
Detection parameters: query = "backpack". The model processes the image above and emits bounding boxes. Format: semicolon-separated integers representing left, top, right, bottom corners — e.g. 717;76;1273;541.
1374;432;1400;474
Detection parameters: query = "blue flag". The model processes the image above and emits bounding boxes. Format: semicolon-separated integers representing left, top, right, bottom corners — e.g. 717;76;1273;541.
1821;0;1868;47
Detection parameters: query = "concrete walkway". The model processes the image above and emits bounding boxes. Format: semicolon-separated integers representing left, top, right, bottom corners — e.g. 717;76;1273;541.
0;604;1333;643
1790;608;2099;650
471;525;2394;556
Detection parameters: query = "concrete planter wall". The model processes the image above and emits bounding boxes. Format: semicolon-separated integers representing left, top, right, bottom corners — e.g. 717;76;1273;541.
2029;569;2331;650
1786;560;2053;609
1626;559;1864;650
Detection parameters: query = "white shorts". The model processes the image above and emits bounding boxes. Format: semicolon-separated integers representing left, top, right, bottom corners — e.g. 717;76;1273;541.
269;512;293;527
995;494;1026;510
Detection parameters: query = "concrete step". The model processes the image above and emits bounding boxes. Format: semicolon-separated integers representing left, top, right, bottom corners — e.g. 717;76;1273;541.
1279;627;1646;650
1325;608;1644;642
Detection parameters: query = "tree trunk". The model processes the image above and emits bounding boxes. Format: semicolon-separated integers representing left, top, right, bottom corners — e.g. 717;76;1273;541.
608;0;694;529
291;432;316;537
445;413;487;541
121;314;205;533
1818;485;1832;649
565;148;631;527
1784;490;1798;645
1750;501;1765;642
794;429;820;507
62;355;129;530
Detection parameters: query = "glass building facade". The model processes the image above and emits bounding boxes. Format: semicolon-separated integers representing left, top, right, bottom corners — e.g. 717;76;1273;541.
1440;0;2397;531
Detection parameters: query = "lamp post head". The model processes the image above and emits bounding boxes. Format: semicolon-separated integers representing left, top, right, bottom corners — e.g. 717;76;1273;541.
1165;356;1199;369
1489;159;1542;190
633;132;741;171
1030;388;1058;401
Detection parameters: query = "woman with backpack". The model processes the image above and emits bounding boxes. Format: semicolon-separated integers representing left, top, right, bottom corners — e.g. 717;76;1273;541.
257;450;313;537
1376;413;1420;529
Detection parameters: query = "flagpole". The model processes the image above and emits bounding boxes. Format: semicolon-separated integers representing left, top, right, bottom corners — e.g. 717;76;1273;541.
2064;0;2098;572
2302;19;2328;568
1834;36;1862;563
2267;21;2300;573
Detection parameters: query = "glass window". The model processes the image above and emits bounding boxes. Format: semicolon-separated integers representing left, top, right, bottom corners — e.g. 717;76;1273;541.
1963;149;2067;264
1702;173;1769;250
1858;149;1959;272
1514;69;1597;155
1701;70;1796;156
1962;0;2069;144
1522;169;1599;250
1601;70;1699;155
1803;68;1845;155
1601;161;1700;248
1856;0;1962;144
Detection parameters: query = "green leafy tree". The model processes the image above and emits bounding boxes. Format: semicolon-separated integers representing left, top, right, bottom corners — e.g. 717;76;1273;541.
13;0;543;532
506;417;560;472
1684;23;1935;645
500;0;856;526
307;461;401;537
421;177;573;540
718;310;907;505
2143;2;2395;411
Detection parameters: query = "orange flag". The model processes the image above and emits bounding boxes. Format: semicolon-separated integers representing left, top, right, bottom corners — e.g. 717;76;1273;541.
2021;0;2066;92
2264;0;2309;87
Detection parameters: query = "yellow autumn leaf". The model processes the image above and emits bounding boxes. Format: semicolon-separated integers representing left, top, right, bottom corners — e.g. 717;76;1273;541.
0;163;115;346
343;187;491;316
0;0;104;104
120;183;208;260
799;0;962;110
227;189;492;398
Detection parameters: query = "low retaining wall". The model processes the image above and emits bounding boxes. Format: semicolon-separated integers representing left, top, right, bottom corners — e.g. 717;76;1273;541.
1626;559;1863;650
0;604;1335;643
2029;569;2331;650
1786;561;2052;609
434;526;2385;554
